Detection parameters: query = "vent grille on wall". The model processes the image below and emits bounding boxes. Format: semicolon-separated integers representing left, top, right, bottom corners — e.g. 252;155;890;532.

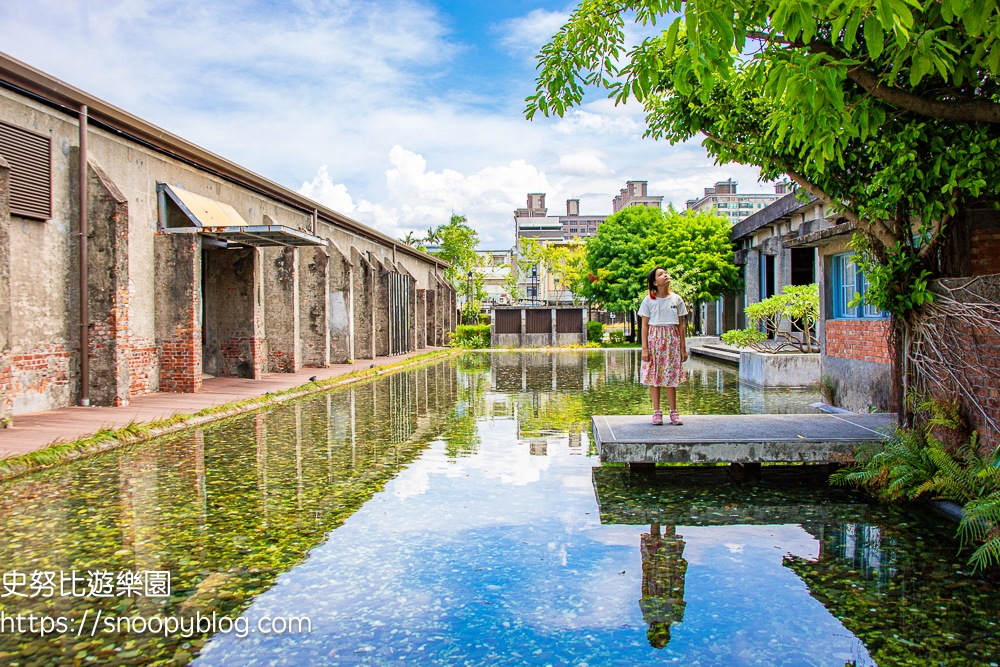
0;120;52;220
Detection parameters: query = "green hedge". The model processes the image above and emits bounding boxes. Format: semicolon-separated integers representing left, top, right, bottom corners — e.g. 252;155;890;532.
452;324;491;349
587;320;604;343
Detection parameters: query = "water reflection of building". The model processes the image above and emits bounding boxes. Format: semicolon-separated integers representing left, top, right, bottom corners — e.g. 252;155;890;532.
640;523;688;649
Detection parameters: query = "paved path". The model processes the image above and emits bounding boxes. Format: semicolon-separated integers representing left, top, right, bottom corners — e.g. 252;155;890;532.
0;349;445;458
591;412;893;463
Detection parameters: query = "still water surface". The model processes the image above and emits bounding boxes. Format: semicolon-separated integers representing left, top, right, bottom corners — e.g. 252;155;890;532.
0;351;996;666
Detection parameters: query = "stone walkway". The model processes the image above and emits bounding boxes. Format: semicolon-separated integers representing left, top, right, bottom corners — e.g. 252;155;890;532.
0;349;445;459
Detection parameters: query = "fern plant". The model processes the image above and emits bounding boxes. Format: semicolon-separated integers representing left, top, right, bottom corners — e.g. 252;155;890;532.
831;397;1000;569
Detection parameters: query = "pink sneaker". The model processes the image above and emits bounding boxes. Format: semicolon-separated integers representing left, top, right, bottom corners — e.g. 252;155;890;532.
652;410;663;425
670;411;683;426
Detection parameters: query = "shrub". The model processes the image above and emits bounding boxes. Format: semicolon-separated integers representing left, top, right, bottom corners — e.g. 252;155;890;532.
451;324;490;349
478;312;491;326
608;329;626;344
721;284;819;353
587;320;604;343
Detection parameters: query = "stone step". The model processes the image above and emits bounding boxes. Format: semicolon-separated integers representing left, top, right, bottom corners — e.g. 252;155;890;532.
688;345;740;364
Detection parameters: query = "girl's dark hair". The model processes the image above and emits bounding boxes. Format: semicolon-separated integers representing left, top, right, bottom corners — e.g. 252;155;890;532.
646;267;670;299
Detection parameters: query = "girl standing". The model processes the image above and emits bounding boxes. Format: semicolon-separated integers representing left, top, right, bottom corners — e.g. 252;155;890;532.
639;267;688;425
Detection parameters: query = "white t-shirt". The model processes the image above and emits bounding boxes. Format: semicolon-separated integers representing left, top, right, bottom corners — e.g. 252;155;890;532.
638;292;688;326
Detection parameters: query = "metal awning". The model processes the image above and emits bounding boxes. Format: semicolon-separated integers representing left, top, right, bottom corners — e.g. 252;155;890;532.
201;225;324;247
158;183;324;247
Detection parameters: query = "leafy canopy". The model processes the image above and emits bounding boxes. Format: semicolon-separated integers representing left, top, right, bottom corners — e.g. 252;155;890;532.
583;205;739;312
525;0;1000;316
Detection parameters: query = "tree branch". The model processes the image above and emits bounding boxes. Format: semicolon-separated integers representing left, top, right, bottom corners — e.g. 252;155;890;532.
769;36;1000;124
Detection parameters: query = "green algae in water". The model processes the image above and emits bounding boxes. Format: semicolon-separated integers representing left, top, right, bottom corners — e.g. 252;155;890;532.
0;351;996;666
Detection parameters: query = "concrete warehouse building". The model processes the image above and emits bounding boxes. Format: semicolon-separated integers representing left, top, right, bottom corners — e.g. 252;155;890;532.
0;52;456;418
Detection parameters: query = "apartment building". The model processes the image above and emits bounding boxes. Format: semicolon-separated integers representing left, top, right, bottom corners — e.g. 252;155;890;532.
685;179;785;223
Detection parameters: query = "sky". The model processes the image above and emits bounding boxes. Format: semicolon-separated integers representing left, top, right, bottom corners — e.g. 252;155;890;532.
0;0;773;248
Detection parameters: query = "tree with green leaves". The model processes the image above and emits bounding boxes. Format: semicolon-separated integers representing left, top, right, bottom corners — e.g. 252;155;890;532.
583;205;739;314
520;237;590;304
427;214;480;286
526;0;1000;421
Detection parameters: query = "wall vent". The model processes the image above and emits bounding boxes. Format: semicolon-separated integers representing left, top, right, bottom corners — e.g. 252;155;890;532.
0;120;52;220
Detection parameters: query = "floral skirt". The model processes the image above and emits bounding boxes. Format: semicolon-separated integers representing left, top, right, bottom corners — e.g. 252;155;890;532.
641;325;686;387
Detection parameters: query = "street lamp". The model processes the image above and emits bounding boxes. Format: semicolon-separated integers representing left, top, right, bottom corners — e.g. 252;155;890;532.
466;270;474;323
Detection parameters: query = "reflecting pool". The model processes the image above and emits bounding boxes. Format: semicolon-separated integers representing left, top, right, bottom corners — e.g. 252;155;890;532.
0;351;996;666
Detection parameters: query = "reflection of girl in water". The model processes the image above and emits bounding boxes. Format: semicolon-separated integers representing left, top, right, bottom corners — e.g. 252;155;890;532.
639;268;688;426
640;523;688;648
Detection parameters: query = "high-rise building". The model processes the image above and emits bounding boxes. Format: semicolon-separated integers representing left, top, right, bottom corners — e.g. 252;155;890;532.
684;179;786;223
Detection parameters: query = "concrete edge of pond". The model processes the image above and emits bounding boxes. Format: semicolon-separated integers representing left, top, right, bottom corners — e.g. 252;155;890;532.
0;349;459;482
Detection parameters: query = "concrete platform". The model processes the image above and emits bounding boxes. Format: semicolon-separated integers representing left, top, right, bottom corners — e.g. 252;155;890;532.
591;412;893;463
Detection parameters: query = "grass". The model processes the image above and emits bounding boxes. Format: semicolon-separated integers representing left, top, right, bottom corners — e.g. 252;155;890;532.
0;349;456;482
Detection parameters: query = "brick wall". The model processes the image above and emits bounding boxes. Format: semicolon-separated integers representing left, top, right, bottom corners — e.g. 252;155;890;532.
158;304;202;393
825;319;892;364
128;338;157;397
220;336;265;379
971;228;1000;276
8;343;71;411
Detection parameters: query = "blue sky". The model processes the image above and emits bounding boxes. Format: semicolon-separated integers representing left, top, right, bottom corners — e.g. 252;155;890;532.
0;0;771;247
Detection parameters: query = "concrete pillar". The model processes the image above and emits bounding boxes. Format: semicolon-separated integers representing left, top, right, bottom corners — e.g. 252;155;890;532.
202;246;262;379
426;288;437;347
374;255;391;357
399;265;418;353
154;233;202;393
300;244;330;368
0;156;10;422
351;247;375;360
416;289;427;349
263;247;301;372
328;242;353;363
85;161;131;405
550;308;557;347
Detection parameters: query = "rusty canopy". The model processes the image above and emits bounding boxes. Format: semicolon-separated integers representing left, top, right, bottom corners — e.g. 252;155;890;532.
158;183;324;247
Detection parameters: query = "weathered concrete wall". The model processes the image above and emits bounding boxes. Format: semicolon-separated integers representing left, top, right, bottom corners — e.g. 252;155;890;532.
327;242;353;363
299;245;330;368
154;233;201;393
0;84;451;406
351;248;375;360
0;156;10;422
263;247;300;372
86;161;131;406
739;351;820;388
821;355;892;412
202;247;261;379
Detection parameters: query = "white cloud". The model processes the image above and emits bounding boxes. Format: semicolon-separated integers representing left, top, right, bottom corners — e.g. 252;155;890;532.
553;109;642;136
299;166;357;214
299;146;550;245
556;152;612;176
499;8;570;55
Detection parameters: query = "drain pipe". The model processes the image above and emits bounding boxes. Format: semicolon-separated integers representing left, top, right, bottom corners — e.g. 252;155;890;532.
79;104;89;406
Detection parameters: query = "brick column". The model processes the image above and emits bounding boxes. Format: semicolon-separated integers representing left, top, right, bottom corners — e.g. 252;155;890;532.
0;156;11;422
155;233;202;393
86;161;131;406
263;247;301;372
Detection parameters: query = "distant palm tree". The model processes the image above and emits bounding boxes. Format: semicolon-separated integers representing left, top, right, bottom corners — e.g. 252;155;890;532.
400;231;421;246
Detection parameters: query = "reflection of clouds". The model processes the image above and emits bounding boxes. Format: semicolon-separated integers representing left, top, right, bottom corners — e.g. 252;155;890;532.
679;524;820;565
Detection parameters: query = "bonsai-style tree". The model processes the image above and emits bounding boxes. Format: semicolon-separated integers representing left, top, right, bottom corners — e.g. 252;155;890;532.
722;284;820;353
